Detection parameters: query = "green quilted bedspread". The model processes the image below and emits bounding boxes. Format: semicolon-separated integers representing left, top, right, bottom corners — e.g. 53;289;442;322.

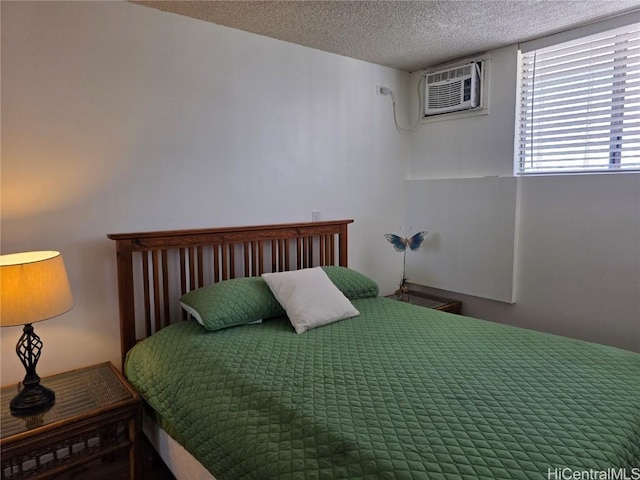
125;297;640;479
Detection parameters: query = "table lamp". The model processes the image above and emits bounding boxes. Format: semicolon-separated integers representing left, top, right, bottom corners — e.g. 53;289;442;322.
0;251;73;414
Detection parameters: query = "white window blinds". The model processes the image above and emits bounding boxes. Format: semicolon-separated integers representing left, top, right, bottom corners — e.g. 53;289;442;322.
517;21;640;174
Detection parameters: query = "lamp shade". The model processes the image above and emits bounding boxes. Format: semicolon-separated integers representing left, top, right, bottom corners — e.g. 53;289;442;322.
0;251;73;327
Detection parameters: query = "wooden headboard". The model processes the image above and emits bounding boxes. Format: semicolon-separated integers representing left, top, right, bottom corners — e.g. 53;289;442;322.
108;219;354;367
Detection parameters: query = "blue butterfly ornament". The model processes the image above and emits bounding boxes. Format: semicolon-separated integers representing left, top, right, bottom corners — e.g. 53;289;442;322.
384;232;427;252
384;230;427;299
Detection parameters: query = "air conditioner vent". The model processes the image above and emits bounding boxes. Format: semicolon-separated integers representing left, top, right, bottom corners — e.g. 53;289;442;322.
424;63;480;115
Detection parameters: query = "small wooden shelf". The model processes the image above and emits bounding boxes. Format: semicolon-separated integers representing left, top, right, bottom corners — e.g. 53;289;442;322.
1;362;141;480
386;290;462;314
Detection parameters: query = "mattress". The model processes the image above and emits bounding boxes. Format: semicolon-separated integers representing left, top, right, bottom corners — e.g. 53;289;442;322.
125;297;640;479
142;412;215;480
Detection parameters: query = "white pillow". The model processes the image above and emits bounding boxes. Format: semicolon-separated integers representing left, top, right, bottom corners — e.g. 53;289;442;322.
261;267;360;334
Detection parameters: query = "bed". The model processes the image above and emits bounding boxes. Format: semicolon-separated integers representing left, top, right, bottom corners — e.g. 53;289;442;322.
108;220;640;479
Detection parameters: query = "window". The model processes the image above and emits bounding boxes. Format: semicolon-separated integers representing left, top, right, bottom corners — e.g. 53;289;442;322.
516;19;640;175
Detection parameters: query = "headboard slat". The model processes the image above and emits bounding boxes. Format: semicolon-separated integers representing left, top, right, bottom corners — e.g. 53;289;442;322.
151;250;161;334
179;249;187;296
221;245;229;281
229;244;236;279
213;245;220;283
162;250;170;329
141;252;152;338
197;246;205;288
188;247;196;292
284;239;290;271
253;242;260;276
108;219;354;368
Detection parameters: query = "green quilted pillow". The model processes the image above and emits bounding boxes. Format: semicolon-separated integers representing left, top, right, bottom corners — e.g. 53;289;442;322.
321;266;379;299
180;277;285;331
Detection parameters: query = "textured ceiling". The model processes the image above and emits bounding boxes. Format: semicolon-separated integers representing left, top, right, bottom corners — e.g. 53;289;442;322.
134;1;640;72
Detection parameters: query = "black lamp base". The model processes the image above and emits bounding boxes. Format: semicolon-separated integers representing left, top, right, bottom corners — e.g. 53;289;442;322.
9;323;56;415
10;383;55;415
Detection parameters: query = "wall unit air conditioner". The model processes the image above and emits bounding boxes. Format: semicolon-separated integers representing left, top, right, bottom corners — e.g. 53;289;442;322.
424;63;481;116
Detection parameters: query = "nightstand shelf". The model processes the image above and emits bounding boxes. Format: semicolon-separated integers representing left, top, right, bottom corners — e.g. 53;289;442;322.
1;362;141;480
386;290;462;314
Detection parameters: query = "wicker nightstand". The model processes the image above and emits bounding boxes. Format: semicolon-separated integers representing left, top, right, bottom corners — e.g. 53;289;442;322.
1;362;141;480
386;290;462;314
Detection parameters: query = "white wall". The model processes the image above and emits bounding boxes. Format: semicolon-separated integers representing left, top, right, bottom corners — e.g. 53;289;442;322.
1;1;411;383
408;46;640;352
409;46;518;179
405;177;520;303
